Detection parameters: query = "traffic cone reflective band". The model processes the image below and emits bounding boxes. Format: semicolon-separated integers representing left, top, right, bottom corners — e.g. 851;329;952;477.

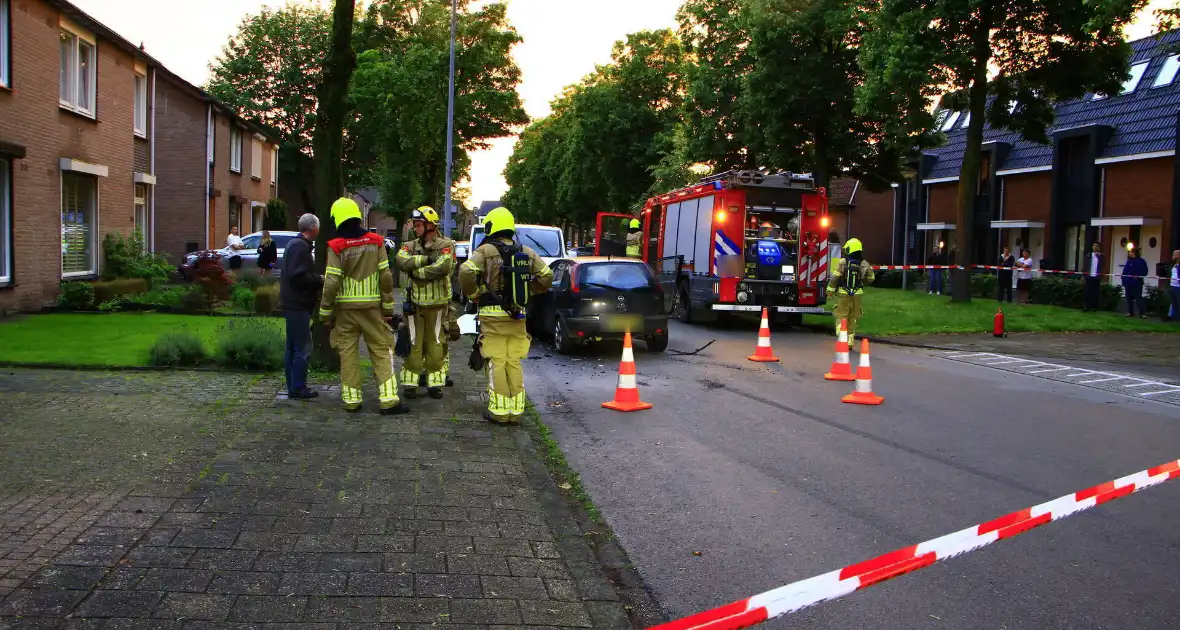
824;319;857;381
747;307;780;363
602;332;653;412
842;339;883;405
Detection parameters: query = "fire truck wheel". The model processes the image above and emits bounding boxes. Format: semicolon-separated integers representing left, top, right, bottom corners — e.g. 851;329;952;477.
646;334;668;353
675;286;693;324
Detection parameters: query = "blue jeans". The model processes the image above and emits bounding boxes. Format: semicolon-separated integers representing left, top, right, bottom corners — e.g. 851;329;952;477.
284;310;312;394
928;271;944;294
1170;286;1180;320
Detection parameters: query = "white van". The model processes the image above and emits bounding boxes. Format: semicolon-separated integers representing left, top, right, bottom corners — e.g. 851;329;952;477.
469;223;566;266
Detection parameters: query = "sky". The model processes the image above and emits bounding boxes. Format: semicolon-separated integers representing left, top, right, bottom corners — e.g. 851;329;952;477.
69;0;1170;205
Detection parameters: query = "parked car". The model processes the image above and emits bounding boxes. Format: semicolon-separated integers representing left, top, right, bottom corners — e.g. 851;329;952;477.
528;257;672;354
469;224;566;266
570;245;596;258
179;231;300;279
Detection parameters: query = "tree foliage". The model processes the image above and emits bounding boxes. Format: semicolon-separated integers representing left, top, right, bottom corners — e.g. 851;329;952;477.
858;0;1145;300
503;30;686;228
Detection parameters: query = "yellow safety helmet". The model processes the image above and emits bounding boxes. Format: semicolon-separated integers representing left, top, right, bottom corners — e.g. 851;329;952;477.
412;206;440;224
843;238;863;254
484;206;516;236
629;218;640;229
330;197;363;229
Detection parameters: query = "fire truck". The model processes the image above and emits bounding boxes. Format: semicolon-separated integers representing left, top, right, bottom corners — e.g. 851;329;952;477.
594;170;832;325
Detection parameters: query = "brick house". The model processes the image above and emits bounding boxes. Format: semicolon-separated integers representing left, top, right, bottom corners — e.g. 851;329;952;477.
0;0;162;313
876;30;1180;284
825;177;894;264
154;73;279;264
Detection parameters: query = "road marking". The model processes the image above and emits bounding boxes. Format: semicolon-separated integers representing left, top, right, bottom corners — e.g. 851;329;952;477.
939;350;1180;407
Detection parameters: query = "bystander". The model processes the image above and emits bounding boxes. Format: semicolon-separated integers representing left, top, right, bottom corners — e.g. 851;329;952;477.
280;214;324;399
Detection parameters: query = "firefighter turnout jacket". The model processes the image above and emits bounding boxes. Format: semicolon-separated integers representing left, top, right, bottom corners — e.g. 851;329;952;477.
458;238;553;319
626;232;642;258
828;256;875;296
396;235;455;307
319;232;396;320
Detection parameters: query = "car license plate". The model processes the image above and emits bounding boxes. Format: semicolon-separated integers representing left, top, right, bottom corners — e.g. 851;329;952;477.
601;314;643;333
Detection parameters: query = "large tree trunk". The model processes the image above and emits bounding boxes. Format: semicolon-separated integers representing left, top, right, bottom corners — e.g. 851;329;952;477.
310;0;358;370
951;10;992;303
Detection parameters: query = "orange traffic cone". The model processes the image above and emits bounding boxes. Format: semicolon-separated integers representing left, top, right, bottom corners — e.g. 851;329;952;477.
602;332;653;412
824;319;857;381
841;339;883;405
747;307;780;363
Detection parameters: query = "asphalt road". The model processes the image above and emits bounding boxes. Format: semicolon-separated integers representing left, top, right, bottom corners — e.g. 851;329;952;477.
523;316;1180;629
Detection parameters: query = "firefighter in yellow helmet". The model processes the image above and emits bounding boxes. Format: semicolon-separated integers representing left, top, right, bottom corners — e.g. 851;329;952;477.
395;206;455;399
625;218;643;258
319;197;407;414
826;237;875;348
458;207;554;424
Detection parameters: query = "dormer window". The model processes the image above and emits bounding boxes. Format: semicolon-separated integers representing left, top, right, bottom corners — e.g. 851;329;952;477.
1153;55;1180;88
939;111;961;131
1093;61;1149;100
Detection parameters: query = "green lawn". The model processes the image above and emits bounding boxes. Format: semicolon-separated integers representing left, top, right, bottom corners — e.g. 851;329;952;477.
0;313;283;367
804;288;1179;336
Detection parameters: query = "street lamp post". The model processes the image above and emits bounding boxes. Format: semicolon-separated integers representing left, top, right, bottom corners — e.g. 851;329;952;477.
442;0;458;237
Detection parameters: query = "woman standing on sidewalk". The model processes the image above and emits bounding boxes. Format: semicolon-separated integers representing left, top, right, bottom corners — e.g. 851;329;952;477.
1016;249;1034;304
1121;247;1148;318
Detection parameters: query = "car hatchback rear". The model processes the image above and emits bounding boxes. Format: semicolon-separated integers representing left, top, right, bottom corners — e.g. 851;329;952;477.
549;258;670;351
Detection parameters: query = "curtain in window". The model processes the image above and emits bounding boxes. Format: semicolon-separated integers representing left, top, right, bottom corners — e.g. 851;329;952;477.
62;174;95;275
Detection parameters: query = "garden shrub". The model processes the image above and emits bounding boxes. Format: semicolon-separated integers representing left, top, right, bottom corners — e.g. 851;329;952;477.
1145;286;1170;317
236;270;263;291
102;231;174;288
190;252;234;310
215;318;284;370
134;286;187;308
254;284;280;314
231;286;256;312
93;278;150;304
265;198;289;230
97;298;126;313
1027;275;1121;311
180;286;210;312
969;273;998;299
149;331;207;367
58;281;95;310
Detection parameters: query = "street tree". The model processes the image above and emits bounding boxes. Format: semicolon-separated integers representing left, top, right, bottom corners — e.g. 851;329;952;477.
743;0;903;191
858;0;1146;301
206;5;332;213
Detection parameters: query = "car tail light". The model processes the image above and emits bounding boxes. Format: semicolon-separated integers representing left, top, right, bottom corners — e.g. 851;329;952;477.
570;264;580;293
577;331;584;337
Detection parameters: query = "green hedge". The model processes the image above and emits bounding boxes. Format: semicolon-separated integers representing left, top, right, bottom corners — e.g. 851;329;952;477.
93;278;150;304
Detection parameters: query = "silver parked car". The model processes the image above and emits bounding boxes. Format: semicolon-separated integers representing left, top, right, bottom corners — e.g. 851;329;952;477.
180;230;300;279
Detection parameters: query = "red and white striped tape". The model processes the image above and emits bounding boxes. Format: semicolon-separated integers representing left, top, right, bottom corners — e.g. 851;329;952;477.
649;459;1180;630
869;263;1171;282
871;265;958;270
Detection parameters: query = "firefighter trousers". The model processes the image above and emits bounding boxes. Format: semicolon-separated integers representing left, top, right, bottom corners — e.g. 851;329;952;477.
480;317;530;422
401;306;447;389
832;293;864;347
330;309;400;409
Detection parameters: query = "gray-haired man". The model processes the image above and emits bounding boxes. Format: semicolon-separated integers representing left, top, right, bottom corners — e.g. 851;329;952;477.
280;213;323;399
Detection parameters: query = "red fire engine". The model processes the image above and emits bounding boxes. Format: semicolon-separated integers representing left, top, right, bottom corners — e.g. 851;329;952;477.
594;170;832;325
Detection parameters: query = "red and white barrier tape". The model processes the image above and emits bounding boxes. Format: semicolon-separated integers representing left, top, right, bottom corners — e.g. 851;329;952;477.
869;264;1171;282
649;459;1180;630
871;265;958;270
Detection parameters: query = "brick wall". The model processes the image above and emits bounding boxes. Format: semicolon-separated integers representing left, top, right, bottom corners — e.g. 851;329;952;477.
154;76;208;264
848;186;895;263
1100;157;1174;274
1000;172;1052;223
0;0;140;312
927;183;957;224
211;115;275;243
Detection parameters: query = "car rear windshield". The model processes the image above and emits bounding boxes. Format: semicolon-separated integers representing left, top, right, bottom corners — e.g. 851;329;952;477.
578;262;657;291
473;227;562;258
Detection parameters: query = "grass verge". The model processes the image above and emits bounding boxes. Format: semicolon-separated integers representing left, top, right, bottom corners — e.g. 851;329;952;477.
803;288;1179;336
0;313;282;367
524;400;603;523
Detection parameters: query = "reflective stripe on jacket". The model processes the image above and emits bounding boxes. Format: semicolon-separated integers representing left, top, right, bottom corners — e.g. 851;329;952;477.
319;232;395;319
395;235;455;308
458;239;554;315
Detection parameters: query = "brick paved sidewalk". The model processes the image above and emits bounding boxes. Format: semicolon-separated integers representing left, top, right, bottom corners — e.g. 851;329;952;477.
0;362;632;628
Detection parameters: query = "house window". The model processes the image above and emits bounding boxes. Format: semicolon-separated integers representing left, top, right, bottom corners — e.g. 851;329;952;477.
1093;61;1149;100
939;111;961;132
229;126;242;173
251;204;264;232
250;138;262;180
0;158;10;285
61;173;98;277
270;147;277;184
59;29;97;116
133;73;147;136
1154;55;1180;88
1;0;10;88
229;201;242;233
134;183;148;238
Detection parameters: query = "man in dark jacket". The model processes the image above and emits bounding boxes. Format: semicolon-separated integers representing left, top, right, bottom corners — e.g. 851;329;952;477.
996;247;1015;303
280;213;323;399
1083;242;1105;312
1121;247;1149;318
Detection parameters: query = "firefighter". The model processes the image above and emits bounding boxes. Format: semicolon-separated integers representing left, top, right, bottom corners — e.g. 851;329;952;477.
626;219;642;258
319;197;407;415
419;301;460;389
827;237;875;349
458;207;554;424
395;206;455;399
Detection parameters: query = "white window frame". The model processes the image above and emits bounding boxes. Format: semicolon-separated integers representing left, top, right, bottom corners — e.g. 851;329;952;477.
270;146;277;184
61;173;99;278
1154;55;1180;88
1093;61;1150;100
229;126;242;173
0;158;10;285
251;202;265;232
59;27;97;117
250;137;263;180
939;111;961;132
0;0;10;89
133;73;147;137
